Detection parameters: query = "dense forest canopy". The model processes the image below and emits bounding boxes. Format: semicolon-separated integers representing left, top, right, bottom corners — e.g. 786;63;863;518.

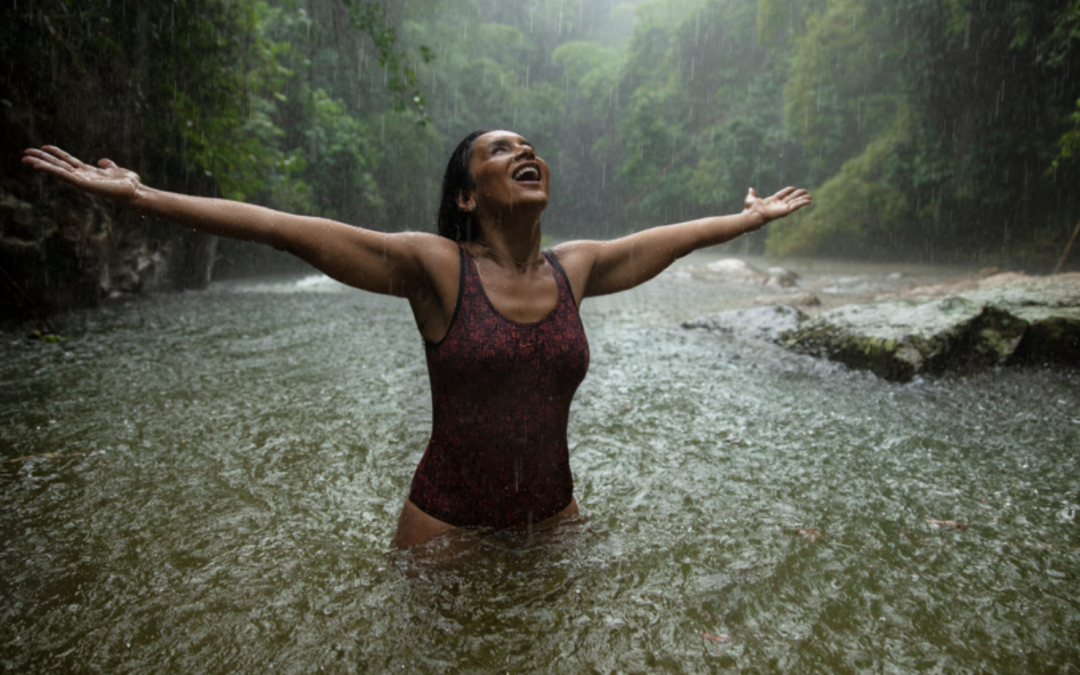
2;0;1079;314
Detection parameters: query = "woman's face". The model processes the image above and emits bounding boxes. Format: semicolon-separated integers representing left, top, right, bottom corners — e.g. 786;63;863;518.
465;130;549;216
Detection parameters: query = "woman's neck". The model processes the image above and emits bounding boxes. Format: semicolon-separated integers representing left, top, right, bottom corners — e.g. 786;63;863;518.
471;214;544;271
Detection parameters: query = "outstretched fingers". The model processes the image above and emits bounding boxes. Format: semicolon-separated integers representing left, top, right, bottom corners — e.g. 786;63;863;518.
775;187;811;209
787;189;812;209
746;186;812;221
771;186;800;201
22;147;82;184
29;145;85;171
42;145;87;168
24;147;65;169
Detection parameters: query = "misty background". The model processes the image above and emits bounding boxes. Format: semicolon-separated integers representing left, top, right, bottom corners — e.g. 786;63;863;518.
4;5;1080;672
2;0;1079;316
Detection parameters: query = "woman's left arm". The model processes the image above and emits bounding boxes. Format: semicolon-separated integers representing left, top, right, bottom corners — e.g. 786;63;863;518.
554;187;810;300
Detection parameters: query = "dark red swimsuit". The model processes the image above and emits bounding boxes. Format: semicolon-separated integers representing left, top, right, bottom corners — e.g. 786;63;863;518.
408;246;590;529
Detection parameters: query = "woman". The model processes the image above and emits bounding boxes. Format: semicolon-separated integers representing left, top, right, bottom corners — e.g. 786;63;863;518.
23;130;811;548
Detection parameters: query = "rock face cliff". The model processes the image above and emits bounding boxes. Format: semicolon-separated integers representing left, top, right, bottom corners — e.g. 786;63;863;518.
0;178;218;320
0;2;312;321
0;3;227;320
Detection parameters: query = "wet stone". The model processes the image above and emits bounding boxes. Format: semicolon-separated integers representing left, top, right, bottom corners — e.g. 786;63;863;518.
781;288;1080;382
682;304;809;343
691;258;797;287
781;298;1028;382
686;273;1080;382
1008;307;1080;366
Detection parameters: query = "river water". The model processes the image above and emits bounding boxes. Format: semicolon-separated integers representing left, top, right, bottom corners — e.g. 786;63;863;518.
2;255;1078;673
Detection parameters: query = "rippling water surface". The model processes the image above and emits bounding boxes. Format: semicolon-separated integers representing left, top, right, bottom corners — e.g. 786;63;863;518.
2;258;1079;673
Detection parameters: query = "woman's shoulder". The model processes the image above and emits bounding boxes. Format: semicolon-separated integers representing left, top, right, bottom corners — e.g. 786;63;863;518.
550;239;602;266
549;240;604;305
397;232;462;285
390;231;460;259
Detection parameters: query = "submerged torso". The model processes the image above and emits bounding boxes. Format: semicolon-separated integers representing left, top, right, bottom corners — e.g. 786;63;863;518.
408;246;590;529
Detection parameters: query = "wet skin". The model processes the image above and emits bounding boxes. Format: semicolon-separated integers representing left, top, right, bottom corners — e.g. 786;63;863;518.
391;498;580;550
22;134;811;551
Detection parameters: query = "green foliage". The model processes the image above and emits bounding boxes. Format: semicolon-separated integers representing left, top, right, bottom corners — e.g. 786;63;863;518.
767;0;1080;263
604;0;802;240
1056;99;1080;169
7;0;1077;268
1009;0;1080;67
341;0;433;118
2;0;260;195
303;89;385;221
767;109;914;257
757;0;785;45
783;0;905;183
173;0;388;222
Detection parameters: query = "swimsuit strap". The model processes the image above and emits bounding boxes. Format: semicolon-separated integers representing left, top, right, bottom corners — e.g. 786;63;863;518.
544;250;579;310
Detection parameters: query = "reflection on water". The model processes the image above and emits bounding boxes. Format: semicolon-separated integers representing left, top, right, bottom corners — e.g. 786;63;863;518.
2;259;1078;673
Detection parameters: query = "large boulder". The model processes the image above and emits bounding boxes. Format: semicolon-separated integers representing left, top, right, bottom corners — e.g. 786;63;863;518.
780;275;1080;381
780;297;1029;381
685;272;1080;382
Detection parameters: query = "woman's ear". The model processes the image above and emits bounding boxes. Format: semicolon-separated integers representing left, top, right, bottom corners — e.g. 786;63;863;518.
455;191;475;213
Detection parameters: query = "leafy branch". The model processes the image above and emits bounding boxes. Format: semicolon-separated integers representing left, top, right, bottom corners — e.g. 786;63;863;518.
341;0;434;122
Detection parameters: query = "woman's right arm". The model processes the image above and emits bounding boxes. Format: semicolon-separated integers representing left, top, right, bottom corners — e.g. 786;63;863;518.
22;145;438;297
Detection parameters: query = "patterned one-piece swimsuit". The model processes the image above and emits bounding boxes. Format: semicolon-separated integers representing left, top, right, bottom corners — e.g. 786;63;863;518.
407;245;590;529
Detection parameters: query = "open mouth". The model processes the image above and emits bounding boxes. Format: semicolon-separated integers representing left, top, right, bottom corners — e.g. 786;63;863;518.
512;164;541;183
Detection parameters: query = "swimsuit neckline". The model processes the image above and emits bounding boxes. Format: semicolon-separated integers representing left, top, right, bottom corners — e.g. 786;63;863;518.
465;249;564;327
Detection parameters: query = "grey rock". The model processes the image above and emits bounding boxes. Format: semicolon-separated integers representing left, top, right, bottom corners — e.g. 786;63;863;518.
1;185;219;318
700;258;770;282
765;266;799;287
693;259;801;288
781;277;1080;381
754;292;821;307
683;304;809;343
1008;306;1080;366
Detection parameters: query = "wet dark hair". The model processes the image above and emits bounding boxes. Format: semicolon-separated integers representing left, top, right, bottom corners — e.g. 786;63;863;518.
437;130;491;241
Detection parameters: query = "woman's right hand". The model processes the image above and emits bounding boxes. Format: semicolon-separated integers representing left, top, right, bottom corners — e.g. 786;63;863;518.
22;146;142;206
20;144;455;339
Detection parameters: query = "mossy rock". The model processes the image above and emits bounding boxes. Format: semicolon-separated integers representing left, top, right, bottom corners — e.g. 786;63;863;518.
687;276;1080;381
782;298;1030;382
1007;308;1080;365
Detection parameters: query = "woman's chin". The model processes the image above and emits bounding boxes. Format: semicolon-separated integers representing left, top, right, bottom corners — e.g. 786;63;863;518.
509;191;549;212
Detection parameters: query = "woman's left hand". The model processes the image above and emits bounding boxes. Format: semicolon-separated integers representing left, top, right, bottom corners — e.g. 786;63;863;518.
743;186;812;224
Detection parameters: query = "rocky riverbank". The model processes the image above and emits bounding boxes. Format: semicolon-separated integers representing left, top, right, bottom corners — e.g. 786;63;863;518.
682;259;1080;382
1;183;307;321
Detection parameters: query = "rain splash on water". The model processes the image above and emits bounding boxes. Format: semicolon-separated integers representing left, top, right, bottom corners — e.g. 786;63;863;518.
2;254;1078;673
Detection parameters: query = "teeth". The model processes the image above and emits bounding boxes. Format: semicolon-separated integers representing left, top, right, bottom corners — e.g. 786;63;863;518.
513;166;540;181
